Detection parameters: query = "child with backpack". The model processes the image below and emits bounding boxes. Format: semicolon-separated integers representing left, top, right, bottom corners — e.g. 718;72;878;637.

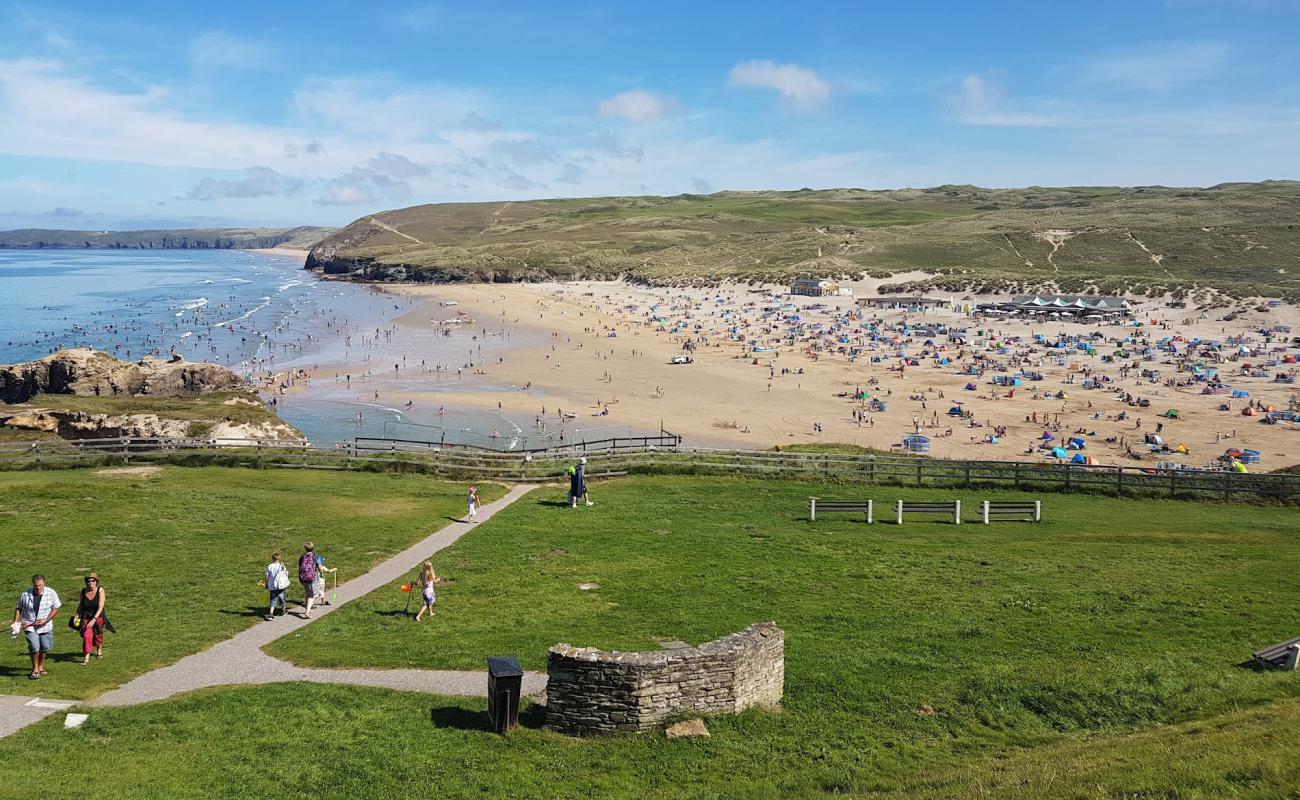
299;543;319;618
264;551;290;621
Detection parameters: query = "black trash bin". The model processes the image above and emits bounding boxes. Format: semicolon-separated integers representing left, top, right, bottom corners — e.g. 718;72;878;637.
487;655;523;734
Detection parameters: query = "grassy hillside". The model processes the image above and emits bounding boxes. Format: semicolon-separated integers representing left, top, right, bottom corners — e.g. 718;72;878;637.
5;475;1297;798
0;225;333;250
305;182;1300;297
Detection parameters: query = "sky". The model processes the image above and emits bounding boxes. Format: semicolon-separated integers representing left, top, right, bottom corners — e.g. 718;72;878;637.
1;0;1299;229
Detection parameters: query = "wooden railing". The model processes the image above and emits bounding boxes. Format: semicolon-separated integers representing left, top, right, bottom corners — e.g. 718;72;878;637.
0;437;1295;504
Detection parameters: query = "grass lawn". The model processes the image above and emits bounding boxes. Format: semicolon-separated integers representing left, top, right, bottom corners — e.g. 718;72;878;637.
3;474;1298;798
2;683;1298;800
0;467;500;699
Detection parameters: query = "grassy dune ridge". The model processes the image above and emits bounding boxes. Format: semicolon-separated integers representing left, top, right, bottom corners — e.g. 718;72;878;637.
307;182;1300;297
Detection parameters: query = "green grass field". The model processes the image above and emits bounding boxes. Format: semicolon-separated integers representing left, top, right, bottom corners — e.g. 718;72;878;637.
1;472;1298;798
0;467;499;699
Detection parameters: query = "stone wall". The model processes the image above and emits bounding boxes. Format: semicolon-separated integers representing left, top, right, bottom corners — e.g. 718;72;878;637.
544;622;783;737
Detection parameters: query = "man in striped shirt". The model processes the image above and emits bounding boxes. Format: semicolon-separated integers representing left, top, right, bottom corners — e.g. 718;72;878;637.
13;574;61;680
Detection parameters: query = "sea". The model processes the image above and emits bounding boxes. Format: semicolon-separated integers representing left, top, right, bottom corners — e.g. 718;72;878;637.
0;249;552;446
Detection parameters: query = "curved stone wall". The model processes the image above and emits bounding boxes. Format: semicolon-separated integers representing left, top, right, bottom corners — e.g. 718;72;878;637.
544;622;784;736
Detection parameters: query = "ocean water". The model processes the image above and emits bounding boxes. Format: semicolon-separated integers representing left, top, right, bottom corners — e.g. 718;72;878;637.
0;249;538;445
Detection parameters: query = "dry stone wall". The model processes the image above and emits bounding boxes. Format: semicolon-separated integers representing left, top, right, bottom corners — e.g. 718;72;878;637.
545;622;783;736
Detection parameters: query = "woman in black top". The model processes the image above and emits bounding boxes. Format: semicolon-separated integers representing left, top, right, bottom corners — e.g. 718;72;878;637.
77;573;106;666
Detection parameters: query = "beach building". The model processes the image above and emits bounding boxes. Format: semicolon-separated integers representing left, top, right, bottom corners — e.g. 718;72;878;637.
976;294;1135;317
857;296;947;310
790;278;839;297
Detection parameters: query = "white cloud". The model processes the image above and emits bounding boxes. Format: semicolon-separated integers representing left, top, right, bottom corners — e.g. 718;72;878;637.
190;31;272;73
181;167;302;201
1078;41;1229;92
461;111;501;132
556;162;585;185
689;177;712;193
0;177;72;196
598;89;682;123
490;138;556;166
728;60;829;110
292;77;482;140
318;167;413;206
368;151;431;178
955;75;1063;127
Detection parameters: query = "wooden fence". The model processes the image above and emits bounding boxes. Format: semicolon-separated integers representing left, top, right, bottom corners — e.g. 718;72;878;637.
0;437;1295;504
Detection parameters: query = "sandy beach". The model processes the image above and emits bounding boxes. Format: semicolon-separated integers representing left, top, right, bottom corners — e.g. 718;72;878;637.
247;248;310;263
280;276;1300;469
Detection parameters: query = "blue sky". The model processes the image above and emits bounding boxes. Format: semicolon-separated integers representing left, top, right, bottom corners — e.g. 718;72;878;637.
1;0;1298;229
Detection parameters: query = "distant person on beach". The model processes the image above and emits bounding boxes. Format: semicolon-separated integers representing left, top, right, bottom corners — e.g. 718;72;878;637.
414;561;437;622
264;551;289;620
76;572;108;666
467;486;479;522
13;574;60;680
299;543;319;618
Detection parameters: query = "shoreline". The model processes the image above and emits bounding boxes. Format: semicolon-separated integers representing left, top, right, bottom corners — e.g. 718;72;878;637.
247;247;309;264
278;278;1300;468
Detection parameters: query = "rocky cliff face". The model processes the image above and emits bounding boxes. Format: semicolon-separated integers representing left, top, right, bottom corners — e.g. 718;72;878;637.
0;408;302;442
0;349;244;404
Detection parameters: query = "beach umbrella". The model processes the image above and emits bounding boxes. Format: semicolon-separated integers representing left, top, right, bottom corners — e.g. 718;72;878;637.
1041;432;1054;441
1051;447;1068;458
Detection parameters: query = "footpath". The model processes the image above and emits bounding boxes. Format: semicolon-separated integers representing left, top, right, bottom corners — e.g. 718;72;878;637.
2;484;546;738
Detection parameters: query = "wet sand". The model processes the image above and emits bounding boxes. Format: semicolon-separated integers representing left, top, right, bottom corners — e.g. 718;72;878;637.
283;278;1300;468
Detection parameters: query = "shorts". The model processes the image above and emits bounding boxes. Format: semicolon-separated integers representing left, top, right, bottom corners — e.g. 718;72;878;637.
269;588;286;607
312;576;325;597
24;629;52;653
300;580;314;596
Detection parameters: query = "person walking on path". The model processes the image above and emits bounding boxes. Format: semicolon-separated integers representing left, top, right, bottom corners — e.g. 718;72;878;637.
311;552;337;607
12;574;60;680
466;486;479;523
76;573;107;666
299;543;320;618
264;551;290;621
414;561;437;622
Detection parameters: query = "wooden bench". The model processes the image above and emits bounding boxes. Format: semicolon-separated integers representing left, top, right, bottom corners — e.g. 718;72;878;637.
1252;636;1300;671
895;500;960;524
981;500;1042;524
808;497;872;523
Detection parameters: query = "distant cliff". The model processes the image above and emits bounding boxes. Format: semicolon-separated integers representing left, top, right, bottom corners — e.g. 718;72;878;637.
0;225;333;251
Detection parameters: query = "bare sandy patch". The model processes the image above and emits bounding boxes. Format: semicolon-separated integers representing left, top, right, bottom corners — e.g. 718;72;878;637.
95;466;162;478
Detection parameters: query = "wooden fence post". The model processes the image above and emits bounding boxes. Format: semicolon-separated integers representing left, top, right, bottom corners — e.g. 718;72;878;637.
1116;467;1124;498
1013;462;1021;489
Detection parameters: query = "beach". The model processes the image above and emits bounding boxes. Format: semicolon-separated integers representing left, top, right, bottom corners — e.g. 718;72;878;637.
279;276;1300;468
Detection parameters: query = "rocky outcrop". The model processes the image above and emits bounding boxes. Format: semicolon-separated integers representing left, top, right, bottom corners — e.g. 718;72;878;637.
0;350;244;404
0;409;302;442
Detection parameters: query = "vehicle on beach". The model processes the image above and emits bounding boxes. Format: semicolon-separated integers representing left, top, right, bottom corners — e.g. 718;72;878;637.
670;355;693;364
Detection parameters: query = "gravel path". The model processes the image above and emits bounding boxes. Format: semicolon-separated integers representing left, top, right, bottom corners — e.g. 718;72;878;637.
83;483;547;708
0;694;76;738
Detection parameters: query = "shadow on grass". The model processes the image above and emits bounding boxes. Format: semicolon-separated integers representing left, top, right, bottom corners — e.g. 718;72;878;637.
218;606;271;618
533;500;572;508
427;702;547;732
374;609;413;618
